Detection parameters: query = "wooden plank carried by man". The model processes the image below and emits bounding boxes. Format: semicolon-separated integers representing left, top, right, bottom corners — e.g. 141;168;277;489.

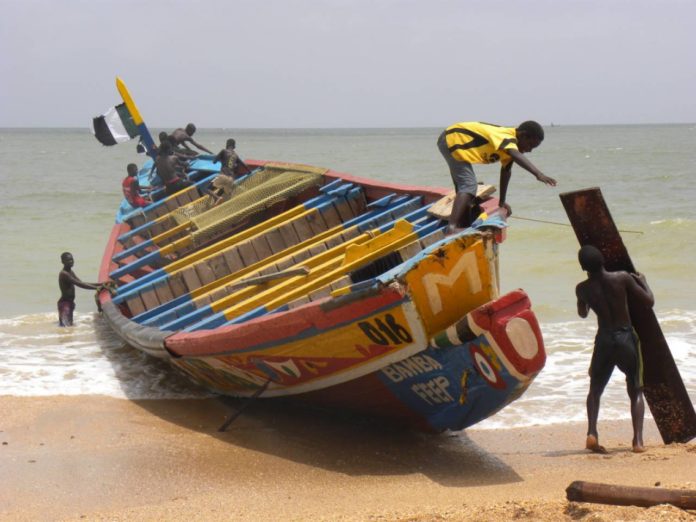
560;187;696;444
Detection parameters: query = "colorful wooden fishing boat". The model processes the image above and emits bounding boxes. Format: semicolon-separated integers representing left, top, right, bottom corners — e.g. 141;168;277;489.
96;79;547;432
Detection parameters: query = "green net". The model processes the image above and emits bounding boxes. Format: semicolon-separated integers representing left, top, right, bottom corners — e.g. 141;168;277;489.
170;163;327;247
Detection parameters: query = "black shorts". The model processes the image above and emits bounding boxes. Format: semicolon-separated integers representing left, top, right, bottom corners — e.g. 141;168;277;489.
165;178;193;195
58;298;75;327
589;326;643;389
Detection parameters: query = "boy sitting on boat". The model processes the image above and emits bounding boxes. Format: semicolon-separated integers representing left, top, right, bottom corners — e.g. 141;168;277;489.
214;139;250;179
121;163;152;208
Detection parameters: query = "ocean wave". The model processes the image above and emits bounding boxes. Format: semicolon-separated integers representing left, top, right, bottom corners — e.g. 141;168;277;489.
648;218;696;228
480;311;696;429
1;310;693;429
0;312;210;399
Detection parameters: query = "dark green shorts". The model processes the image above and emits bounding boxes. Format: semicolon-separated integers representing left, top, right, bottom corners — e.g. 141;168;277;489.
590;326;643;389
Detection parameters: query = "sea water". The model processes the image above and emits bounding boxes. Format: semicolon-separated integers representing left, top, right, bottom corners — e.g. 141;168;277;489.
0;125;694;429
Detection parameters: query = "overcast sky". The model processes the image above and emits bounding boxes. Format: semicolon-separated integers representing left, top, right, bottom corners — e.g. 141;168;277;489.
1;0;694;128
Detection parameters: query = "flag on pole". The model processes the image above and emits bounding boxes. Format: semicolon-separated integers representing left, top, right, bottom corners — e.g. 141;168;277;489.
92;103;139;146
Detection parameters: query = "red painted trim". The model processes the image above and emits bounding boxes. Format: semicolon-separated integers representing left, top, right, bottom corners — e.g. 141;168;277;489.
297;371;433;431
468;290;546;376
98;222;130;306
165;287;406;357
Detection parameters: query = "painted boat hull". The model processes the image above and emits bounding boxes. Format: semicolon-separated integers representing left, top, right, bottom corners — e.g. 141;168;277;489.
99;159;546;432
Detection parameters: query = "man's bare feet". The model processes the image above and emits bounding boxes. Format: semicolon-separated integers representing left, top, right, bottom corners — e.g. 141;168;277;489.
632;444;646;453
586;435;608;454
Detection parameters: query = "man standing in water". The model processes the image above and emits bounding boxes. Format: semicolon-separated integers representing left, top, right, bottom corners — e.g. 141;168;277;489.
575;245;654;453
58;252;101;327
437;120;556;231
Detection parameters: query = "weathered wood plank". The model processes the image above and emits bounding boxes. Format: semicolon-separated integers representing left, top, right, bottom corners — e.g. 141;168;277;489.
566;480;696;509
127;214;146;229
307;286;331;301
163;199;179;213
287;295;311;310
306;211;328;236
334;199;356;223
139;287;161;311
330;276;351;291
222;248;245;274
420;229;445;249
208;287;229;303
340;228;360;242
265;227;289;254
428;185;496;220
125;294;146;317
325;234;344;249
195;261;217;286
180;266;203;293
275;257;296;272
291;216;315;242
347;191;367;217
277;222;301;247
322;204;343;229
250;236;274;262
397;241;422;261
307;243;327;257
237;241;260;267
168;271;188;298
153;280;175;304
208;254;230;280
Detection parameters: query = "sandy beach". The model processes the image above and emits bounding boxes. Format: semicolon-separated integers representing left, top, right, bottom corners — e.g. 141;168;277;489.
1;396;694;521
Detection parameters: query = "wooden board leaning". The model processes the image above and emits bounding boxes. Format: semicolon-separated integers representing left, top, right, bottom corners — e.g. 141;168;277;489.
560;187;696;444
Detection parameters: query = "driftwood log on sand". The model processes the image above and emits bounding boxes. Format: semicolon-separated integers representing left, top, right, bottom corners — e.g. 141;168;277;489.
566;480;696;510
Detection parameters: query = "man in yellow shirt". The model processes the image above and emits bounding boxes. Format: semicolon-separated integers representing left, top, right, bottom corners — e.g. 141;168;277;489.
437;121;557;231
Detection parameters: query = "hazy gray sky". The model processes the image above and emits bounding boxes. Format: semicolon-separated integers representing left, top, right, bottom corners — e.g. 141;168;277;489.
1;0;694;127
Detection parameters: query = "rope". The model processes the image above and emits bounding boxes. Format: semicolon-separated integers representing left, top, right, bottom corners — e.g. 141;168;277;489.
511;215;644;235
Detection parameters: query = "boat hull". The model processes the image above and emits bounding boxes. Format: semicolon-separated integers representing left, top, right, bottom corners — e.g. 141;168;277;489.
98;159;545;432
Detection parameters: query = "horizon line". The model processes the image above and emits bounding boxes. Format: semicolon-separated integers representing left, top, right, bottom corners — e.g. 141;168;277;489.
1;121;695;131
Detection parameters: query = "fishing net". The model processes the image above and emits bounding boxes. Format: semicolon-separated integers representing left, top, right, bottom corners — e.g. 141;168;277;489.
170;162;327;246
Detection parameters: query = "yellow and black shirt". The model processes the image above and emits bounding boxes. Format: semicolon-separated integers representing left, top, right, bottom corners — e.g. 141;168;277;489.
444;122;518;165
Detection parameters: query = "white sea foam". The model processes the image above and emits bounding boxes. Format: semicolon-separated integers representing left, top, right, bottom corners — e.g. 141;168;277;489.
0;312;210;399
649;218;691;225
2;310;693;430
474;313;696;430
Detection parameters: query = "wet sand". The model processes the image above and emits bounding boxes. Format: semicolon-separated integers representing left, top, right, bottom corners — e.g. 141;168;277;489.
1;395;694;521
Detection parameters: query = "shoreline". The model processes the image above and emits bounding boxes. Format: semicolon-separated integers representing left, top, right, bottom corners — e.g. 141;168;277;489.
1;395;694;521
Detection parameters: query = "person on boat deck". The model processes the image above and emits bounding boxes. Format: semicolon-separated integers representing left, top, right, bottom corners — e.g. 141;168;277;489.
155;140;193;196
204;171;236;207
154;131;193;161
58;252;101;327
437;120;557;232
169;123;213;156
575;245;654;454
122;163;152;208
214;138;251;179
